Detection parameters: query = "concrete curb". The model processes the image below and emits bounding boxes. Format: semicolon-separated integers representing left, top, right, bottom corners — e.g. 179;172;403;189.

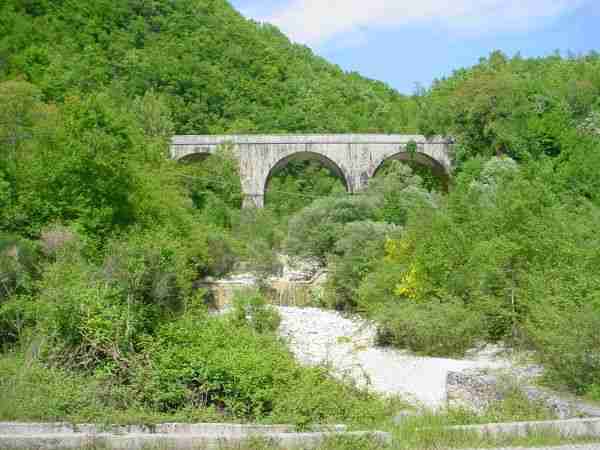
0;422;390;449
0;422;346;435
448;417;600;438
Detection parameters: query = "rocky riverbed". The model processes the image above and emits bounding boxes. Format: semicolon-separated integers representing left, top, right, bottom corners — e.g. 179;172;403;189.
276;306;510;409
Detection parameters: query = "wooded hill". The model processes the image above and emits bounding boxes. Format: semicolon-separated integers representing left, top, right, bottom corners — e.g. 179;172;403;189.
1;0;417;133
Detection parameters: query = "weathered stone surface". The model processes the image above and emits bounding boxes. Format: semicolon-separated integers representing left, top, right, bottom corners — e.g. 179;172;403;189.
446;369;504;412
171;134;454;207
446;368;600;419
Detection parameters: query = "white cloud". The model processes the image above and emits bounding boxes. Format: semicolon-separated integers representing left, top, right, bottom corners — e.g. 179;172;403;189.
259;0;587;46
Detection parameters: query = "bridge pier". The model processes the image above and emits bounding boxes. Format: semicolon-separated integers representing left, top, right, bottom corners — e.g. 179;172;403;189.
243;194;265;209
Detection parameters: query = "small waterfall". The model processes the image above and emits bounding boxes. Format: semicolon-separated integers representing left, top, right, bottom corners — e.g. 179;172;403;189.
198;271;327;309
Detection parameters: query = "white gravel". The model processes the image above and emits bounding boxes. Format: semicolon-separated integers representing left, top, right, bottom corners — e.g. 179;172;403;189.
276;306;509;409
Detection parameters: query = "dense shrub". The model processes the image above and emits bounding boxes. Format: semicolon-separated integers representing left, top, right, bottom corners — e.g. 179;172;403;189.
137;306;391;425
230;291;281;334
182;147;243;229
0;173;11;229
0;234;39;302
373;300;487;357
39;224;78;258
357;157;600;363
285;196;377;263
367;160;436;225
0;353;138;421
28;227;209;369
527;303;600;396
1;0;600;411
140;311;292;416
231;208;285;277
325;221;397;310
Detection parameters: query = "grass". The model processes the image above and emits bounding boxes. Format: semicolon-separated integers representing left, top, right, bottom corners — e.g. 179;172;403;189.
2;386;599;449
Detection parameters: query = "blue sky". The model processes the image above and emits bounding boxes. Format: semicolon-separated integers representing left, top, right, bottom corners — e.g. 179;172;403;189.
230;0;600;94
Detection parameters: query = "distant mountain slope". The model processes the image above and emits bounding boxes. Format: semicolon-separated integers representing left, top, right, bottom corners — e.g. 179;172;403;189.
0;0;417;133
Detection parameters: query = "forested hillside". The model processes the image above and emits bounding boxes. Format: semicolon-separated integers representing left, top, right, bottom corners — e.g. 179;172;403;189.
0;0;416;133
1;0;600;428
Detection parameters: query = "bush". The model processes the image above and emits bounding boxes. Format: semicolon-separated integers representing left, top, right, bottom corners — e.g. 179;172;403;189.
0;234;39;302
0;172;11;229
357;258;405;314
230;291;281;334
203;226;239;277
231;208;285;277
0;295;36;347
270;366;394;428
374;300;487;357
182;146;242;229
0;353;135;421
325;221;397;310
139;312;292;416
138;308;392;425
30;227;209;369
39;224;78;258
357;158;600;362
285;196;377;263
265;160;347;218
367;160;436;225
527;303;600;395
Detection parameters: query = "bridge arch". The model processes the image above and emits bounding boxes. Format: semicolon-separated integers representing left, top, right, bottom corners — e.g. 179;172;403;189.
373;151;449;177
372;151;450;190
178;153;212;164
264;151;350;193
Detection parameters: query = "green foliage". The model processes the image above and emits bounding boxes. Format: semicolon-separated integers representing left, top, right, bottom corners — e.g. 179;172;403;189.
266;160;346;217
356;157;600;369
418;51;600;160
0;351;222;424
0;172;10;228
285;196;377;263
231;291;281;334
368;160;435;225
373;300;487;357
1;0;600;417
138;306;392;425
0;234;39;302
181;146;242;229
28;227;207;369
0;80;191;241
230;208;285;278
0;0;416;134
0;353;114;421
140;311;291;416
325;221;396;310
527;302;600;396
417;51;600;211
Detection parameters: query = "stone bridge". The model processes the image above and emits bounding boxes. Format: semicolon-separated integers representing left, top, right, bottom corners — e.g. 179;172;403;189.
171;134;454;207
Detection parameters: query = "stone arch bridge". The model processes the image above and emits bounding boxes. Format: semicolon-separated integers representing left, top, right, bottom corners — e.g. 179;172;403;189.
171;134;454;207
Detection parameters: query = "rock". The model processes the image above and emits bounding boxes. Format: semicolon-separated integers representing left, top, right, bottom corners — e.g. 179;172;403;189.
279;255;323;282
446;368;600;419
446;369;503;413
